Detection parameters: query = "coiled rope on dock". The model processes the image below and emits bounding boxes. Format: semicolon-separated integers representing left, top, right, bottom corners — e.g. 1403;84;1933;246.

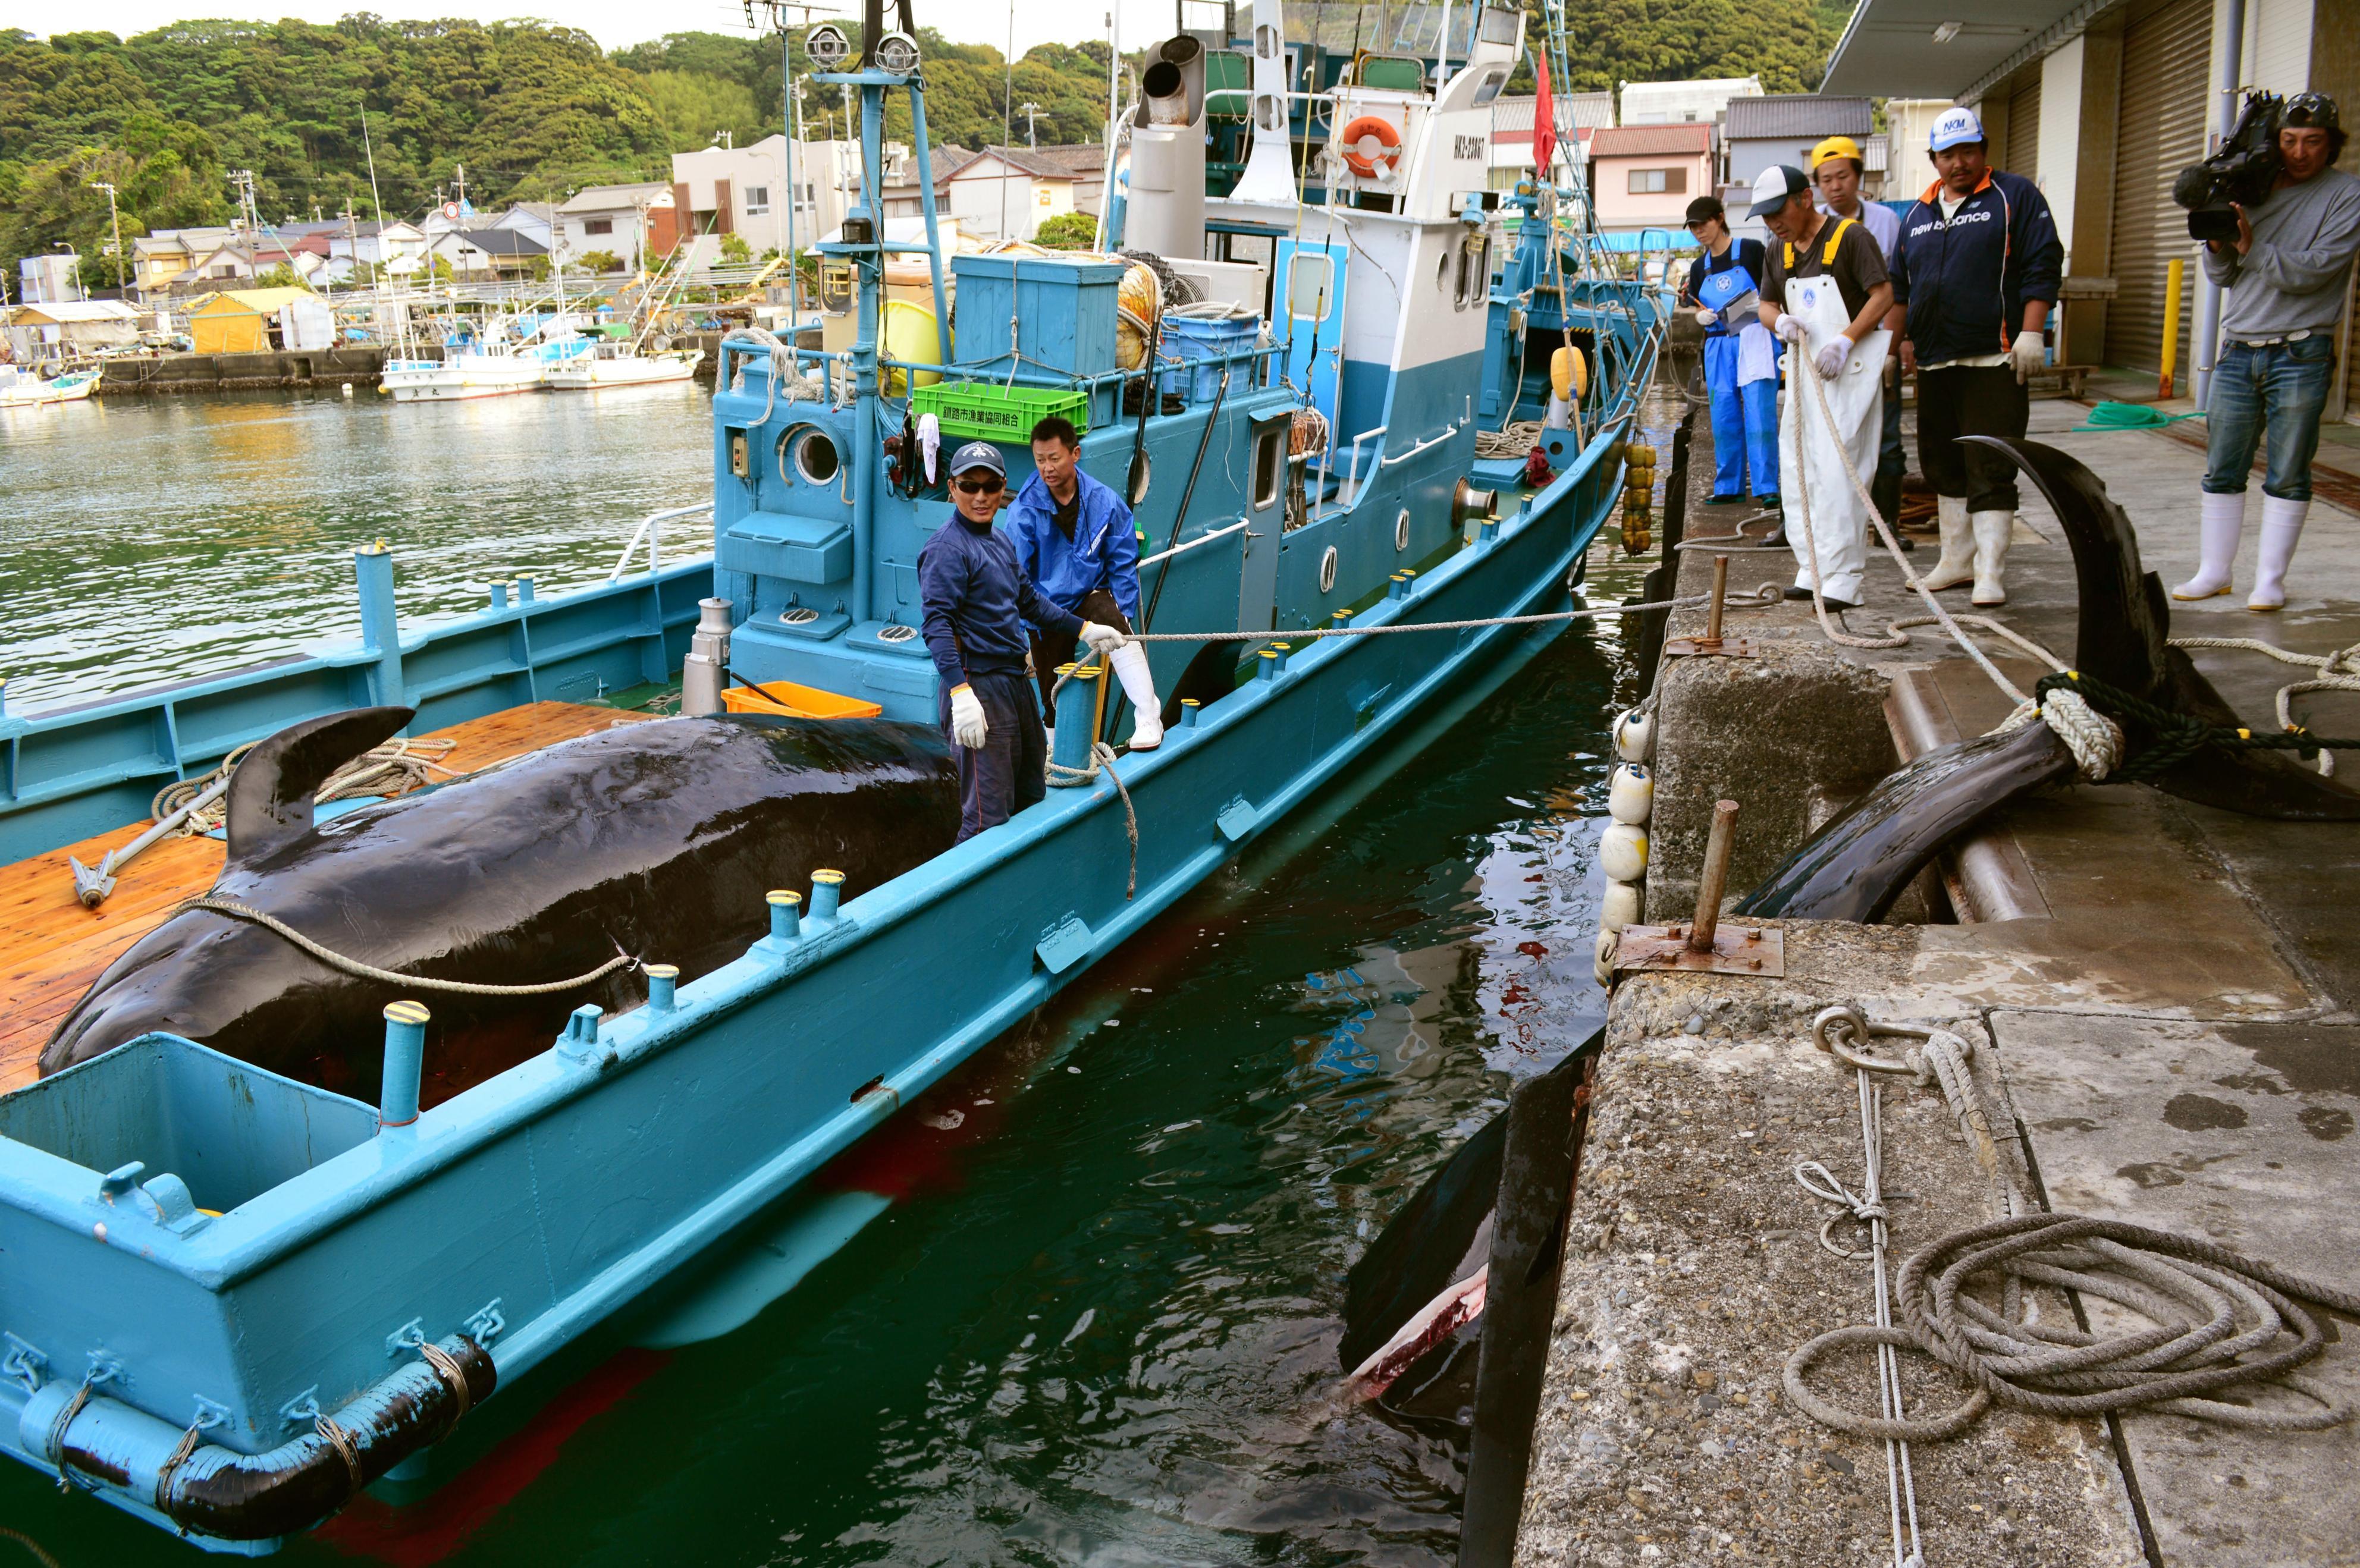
152;737;466;838
1788;1006;2360;1449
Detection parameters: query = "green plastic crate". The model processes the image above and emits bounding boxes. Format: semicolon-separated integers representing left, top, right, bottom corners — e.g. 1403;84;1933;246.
909;381;1090;445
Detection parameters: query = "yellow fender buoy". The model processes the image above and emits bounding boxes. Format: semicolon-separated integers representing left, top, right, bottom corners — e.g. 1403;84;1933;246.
1550;344;1588;404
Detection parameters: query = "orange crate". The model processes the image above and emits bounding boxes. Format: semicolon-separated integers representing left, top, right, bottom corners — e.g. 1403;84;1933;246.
719;680;885;719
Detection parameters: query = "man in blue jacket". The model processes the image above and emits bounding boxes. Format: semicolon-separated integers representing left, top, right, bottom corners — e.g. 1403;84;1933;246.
1890;105;2063;607
919;439;1126;842
1006;415;1164;750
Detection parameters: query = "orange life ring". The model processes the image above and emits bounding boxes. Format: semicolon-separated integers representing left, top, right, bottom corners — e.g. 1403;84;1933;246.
1339;115;1404;179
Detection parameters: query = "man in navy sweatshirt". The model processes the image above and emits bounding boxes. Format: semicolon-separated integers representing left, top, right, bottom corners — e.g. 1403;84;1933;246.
918;440;1125;842
1889;105;2063;607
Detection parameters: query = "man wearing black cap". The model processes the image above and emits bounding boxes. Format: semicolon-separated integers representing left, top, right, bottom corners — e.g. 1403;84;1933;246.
919;439;1127;841
2182;92;2360;611
1680;194;1778;507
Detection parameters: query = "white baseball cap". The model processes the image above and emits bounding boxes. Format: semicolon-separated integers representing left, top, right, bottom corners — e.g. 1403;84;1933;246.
1747;164;1810;219
1929;105;1986;152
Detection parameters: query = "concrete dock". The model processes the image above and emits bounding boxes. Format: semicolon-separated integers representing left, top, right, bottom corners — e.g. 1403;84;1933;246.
1512;388;2360;1566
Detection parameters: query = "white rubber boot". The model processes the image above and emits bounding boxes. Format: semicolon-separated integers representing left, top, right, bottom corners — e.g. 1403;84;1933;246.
2172;491;2246;601
1920;495;1974;592
1969;510;2013;607
2248;494;2309;612
1109;642;1164;750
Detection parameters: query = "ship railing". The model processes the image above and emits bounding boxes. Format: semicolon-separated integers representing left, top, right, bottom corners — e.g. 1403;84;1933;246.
608;501;717;583
1138;515;1252;568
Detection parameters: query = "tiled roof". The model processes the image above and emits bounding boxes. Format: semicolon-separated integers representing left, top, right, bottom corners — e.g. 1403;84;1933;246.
1723;95;1874;142
1589;124;1712;158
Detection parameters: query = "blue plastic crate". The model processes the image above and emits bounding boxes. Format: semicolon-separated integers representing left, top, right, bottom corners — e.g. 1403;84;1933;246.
1156;307;1261;401
951;254;1126;380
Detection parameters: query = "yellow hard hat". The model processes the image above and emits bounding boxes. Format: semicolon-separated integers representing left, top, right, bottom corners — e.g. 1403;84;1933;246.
1811;135;1864;169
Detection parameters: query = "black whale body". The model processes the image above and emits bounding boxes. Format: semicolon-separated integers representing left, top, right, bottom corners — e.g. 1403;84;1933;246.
45;707;962;1105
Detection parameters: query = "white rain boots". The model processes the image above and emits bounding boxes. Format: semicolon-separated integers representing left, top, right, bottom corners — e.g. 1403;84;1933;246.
1969;510;2013;607
2172;491;2246;601
1109;642;1164;750
1921;494;1974;592
2249;494;2309;612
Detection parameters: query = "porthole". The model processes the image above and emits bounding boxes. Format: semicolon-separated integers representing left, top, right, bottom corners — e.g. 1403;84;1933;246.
1395;508;1410;551
783;426;840;485
1319;545;1338;593
1129;450;1151;506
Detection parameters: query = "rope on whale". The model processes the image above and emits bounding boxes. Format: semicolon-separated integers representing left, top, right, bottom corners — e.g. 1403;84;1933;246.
177;897;642;997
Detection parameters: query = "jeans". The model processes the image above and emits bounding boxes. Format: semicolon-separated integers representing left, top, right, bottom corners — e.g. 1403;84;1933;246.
940;670;1045;843
1917;364;2030;512
2204;335;2335;502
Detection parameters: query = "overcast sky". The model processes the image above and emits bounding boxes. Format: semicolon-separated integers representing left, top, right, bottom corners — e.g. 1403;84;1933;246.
0;0;1187;61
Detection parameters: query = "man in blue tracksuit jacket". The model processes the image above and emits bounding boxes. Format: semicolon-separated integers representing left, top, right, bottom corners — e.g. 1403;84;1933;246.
1005;414;1163;749
919;439;1123;842
1888;105;2063;607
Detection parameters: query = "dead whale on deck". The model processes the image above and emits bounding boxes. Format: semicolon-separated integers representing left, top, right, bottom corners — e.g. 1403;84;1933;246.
43;705;961;1104
1738;436;2360;922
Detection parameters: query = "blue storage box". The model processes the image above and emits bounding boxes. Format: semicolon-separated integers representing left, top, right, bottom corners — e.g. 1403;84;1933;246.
952;254;1126;380
1157;306;1261;401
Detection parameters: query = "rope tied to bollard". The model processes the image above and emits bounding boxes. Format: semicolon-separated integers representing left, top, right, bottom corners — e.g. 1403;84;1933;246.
1787;1005;2360;1454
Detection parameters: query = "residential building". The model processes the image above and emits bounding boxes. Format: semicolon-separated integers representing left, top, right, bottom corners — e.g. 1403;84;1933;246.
670;135;853;261
1587;124;1715;231
939;145;1107;243
556;183;673;272
327;220;429;273
425;226;550;279
16;252;84;306
1618;77;1762;128
1722;94;1876;194
1485;91;1615;190
130;228;236;295
1822;0;2355;414
183;238;329;288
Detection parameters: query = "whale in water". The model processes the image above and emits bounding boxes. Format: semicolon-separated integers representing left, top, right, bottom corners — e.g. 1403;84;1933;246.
43;705;962;1105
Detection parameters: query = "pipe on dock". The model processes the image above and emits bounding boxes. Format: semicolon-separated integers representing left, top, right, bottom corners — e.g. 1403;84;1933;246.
20;1334;494;1543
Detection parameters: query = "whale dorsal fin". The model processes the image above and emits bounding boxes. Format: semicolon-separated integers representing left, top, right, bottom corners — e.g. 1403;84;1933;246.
223;706;415;866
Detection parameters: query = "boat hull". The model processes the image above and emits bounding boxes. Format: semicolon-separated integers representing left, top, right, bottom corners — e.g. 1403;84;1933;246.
545;351;704;390
381;357;547;403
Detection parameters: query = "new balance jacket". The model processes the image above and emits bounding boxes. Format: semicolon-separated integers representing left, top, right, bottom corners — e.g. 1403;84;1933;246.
1890;170;2064;367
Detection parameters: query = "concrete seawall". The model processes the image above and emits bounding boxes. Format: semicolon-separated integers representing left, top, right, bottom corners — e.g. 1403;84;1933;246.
98;347;401;394
1510;394;2360;1565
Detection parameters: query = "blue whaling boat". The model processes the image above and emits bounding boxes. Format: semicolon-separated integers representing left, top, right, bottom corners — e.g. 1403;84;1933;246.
0;0;1659;1549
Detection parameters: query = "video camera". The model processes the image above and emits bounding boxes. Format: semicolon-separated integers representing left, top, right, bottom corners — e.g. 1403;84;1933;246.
2174;92;2284;242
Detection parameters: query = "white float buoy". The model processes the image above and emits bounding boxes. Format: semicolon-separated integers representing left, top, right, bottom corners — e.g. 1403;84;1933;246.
1608;763;1653;825
1593;927;1618;986
1599;822;1649;883
341;382;354;396
1613;708;1655;765
1601;879;1642;933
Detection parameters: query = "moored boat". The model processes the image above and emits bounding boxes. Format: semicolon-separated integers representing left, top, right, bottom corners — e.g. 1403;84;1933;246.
0;366;99;407
544;341;704;389
0;0;1659;1548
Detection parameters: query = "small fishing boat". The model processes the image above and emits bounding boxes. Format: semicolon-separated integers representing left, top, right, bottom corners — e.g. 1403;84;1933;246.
0;366;99;408
380;317;583;402
543;340;704;389
0;0;1659;1548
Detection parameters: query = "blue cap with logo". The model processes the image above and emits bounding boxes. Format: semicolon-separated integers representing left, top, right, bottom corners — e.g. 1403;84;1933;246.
1929;105;1986;153
947;439;1005;479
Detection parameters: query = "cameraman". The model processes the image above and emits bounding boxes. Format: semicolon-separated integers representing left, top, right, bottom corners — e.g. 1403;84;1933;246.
2182;93;2360;611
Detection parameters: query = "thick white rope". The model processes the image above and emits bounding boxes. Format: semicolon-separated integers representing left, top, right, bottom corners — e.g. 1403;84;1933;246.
2168;635;2360;777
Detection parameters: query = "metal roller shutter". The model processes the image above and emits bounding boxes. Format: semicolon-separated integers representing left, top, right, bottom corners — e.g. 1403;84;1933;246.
2007;67;2042;176
2106;0;2210;374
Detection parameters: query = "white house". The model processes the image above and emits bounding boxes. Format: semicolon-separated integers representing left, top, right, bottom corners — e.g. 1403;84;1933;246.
16;252;83;306
939;145;1107;243
183;240;329;287
670;136;851;260
1618;76;1763;128
426;226;550;279
327;220;429;273
556;183;672;273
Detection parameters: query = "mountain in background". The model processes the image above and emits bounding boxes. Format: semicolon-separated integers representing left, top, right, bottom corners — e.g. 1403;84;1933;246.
0;4;1843;288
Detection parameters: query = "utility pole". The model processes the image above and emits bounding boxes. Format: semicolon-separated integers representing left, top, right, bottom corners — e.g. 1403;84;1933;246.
87;181;124;293
1021;102;1040;147
454;163;467;210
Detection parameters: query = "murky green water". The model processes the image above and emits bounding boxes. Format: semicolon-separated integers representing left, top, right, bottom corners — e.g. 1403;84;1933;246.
1;390;1667;1566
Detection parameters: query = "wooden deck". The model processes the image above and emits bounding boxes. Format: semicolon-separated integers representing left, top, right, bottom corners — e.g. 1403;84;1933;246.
0;702;650;1095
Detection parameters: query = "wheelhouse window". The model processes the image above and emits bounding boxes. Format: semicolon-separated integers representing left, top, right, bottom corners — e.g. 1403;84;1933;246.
1287;252;1333;318
1627;168;1685;194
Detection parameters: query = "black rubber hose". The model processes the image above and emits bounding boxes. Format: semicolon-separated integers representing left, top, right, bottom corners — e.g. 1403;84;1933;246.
1138;363;1230;635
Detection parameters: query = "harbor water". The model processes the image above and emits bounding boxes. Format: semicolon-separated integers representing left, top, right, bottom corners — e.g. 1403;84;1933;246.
1;390;1658;1564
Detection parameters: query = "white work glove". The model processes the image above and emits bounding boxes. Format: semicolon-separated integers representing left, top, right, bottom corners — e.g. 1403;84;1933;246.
948;683;988;749
1694;308;1716;327
1079;621;1127;653
1772;313;1807;345
2010;329;2047;384
1813;336;1853;380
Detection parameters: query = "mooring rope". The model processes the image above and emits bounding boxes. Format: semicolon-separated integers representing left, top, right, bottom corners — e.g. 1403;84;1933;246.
2167;634;2360;778
1787;1006;2360;1451
180;897;639;996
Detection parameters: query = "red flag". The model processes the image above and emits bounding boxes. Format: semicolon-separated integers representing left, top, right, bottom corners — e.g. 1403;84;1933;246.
1533;53;1556;177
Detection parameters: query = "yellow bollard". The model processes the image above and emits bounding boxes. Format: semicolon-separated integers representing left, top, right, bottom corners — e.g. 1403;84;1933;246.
2160;257;2184;400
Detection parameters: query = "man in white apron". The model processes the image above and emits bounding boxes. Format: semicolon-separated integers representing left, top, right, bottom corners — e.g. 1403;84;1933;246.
1750;164;1894;611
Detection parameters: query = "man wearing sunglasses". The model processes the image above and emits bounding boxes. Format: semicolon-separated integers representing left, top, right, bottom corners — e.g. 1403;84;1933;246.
919;439;1128;841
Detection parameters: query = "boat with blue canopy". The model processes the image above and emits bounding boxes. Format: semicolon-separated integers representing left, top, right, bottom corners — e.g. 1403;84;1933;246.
0;0;1660;1548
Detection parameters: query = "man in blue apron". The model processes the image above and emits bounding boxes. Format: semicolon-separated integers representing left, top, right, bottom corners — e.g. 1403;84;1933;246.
1682;195;1779;507
919;440;1127;842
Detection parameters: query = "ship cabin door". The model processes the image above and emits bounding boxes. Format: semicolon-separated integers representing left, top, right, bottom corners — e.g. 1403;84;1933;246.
1238;414;1289;631
1275;237;1347;475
